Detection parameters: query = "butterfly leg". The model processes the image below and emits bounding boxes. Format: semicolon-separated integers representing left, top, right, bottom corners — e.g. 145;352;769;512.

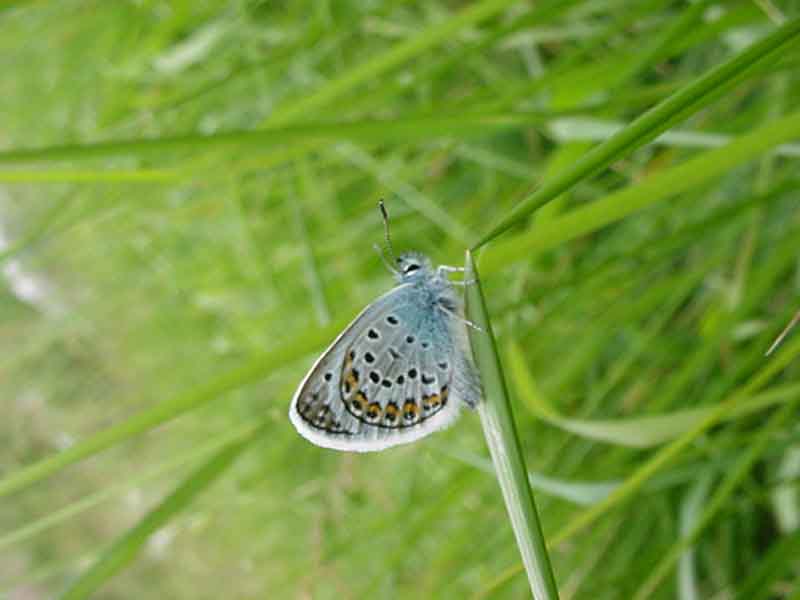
438;265;475;286
437;304;485;333
437;265;465;275
460;317;484;333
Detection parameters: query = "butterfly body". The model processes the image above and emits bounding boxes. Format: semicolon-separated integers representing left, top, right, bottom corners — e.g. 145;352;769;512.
289;251;481;452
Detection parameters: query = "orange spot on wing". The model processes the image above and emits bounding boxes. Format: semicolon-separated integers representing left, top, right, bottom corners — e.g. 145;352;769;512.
351;391;368;413
403;400;418;421
367;402;382;420
344;369;359;390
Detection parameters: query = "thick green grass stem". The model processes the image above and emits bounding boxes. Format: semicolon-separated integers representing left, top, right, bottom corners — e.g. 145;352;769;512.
464;250;559;600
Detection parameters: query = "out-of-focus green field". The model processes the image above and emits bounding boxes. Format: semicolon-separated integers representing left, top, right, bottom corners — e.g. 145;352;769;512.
1;1;800;598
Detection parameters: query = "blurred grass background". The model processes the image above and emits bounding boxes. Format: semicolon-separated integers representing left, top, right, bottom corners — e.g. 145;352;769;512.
1;1;800;598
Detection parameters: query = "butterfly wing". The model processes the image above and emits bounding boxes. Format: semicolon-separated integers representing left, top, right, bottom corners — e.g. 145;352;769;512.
289;283;472;452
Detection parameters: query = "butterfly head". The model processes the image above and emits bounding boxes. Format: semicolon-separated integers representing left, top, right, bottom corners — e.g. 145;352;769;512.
395;251;433;283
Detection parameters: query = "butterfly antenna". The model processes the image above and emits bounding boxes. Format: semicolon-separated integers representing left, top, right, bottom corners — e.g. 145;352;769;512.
766;308;800;356
379;199;398;265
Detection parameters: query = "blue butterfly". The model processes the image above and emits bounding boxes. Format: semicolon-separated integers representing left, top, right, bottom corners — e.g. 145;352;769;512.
289;203;481;452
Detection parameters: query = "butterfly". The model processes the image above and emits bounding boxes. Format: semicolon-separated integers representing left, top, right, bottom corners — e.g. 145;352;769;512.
289;202;482;452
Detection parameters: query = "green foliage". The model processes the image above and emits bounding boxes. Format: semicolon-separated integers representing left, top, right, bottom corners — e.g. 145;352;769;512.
1;1;799;598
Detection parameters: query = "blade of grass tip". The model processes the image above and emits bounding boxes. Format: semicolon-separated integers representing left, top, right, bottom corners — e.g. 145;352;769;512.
0;317;347;500
464;250;559;600
59;423;264;600
473;17;800;248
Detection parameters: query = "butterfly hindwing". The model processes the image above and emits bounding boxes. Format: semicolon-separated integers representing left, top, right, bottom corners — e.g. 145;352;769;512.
340;315;454;430
290;285;414;450
290;283;470;452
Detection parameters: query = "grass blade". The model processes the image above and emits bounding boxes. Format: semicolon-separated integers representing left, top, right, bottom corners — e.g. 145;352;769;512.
474;18;800;247
550;333;800;548
464;250;559;600
483;333;800;594
0;113;547;164
506;340;800;447
733;529;800;600
677;472;714;600
0;422;259;551
482;109;800;272
59;424;262;600
0;319;345;500
633;396;800;599
264;0;518;125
